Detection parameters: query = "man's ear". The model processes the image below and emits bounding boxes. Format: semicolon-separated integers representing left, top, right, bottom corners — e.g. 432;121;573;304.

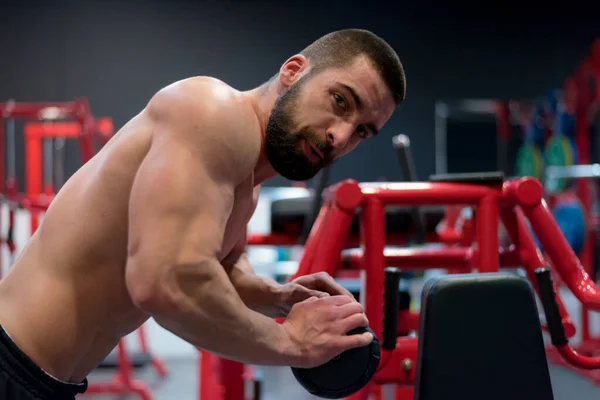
278;54;309;88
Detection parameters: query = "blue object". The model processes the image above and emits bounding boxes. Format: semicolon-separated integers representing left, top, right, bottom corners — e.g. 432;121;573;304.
531;200;585;255
556;112;576;139
529;119;546;148
553;202;586;255
570;136;579;165
545;89;560;116
276;247;290;261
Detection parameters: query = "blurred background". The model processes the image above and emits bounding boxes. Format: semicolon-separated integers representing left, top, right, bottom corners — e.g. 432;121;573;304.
2;1;598;185
2;1;600;399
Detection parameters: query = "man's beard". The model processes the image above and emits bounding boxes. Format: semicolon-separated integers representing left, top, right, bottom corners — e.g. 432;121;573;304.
265;78;333;181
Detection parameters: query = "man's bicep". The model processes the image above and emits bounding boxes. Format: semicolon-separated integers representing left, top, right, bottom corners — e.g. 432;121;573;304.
127;135;234;270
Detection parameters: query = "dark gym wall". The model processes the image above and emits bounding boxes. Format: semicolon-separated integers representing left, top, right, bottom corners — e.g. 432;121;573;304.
1;1;598;186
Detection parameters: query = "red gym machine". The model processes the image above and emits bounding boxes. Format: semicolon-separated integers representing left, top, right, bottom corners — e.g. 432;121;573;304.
496;38;600;382
0;99;111;268
0;99;167;400
202;171;600;400
201;171;600;400
289;172;600;399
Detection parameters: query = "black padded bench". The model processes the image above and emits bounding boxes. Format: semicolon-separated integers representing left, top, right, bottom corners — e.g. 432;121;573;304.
270;194;445;236
415;272;554;400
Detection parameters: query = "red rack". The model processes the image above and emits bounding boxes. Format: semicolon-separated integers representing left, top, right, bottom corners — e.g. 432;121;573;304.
0;99;167;399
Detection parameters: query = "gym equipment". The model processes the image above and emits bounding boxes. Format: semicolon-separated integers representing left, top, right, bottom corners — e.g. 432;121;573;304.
215;169;600;400
250;136;445;249
415;273;554;400
552;193;586;255
299;166;331;245
515;103;546;180
392;134;426;244
267;198;445;248
495;38;600;385
541;39;600;383
209;163;600;399
290;172;600;399
516;142;544;180
529;191;586;255
291;266;402;399
0;100;167;400
291;326;381;399
544;111;578;193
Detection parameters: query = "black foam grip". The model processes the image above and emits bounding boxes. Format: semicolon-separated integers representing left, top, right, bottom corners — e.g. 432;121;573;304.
299;166;331;245
392;135;426;244
534;268;568;347
383;267;401;350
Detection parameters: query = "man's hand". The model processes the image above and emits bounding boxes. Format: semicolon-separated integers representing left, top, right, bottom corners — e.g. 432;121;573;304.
275;272;356;317
282;295;373;368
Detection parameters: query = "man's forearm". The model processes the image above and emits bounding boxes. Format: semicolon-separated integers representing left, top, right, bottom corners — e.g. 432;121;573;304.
228;256;284;318
147;259;297;366
229;267;283;318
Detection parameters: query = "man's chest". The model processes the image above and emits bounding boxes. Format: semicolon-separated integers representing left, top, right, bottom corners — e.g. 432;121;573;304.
219;179;260;260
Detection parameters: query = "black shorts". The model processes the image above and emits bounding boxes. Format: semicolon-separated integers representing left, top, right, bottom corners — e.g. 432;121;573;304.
0;325;88;399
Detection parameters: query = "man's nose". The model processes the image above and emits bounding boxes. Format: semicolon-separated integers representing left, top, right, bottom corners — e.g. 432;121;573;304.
326;123;355;149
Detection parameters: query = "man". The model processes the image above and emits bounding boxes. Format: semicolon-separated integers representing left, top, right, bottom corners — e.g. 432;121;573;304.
0;29;406;399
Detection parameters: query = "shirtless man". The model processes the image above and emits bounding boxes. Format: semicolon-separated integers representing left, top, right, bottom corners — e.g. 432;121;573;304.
0;29;406;399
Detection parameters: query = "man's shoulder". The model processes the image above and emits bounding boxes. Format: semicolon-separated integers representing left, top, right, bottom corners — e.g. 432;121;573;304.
149;76;255;121
147;77;262;182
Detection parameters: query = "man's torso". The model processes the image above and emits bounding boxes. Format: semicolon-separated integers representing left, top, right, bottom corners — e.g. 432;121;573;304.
0;77;261;382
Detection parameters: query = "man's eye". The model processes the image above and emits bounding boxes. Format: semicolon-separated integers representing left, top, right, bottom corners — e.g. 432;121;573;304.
357;126;367;138
333;93;346;108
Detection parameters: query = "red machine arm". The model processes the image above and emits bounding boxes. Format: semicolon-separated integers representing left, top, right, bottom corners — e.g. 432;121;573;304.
506;178;600;310
535;268;600;369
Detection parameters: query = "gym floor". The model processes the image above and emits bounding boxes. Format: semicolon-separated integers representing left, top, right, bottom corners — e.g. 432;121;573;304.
85;359;600;400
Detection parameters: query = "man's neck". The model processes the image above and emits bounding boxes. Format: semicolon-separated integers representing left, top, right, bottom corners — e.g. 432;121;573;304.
243;79;282;186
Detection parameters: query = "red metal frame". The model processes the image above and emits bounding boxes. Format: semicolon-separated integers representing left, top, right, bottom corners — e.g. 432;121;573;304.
203;175;600;400
318;178;600;399
0;100;168;399
493;38;600;383
0;99;112;266
545;39;600;380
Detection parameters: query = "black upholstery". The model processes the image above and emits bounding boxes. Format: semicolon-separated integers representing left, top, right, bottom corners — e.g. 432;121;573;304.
428;171;505;185
414;273;554;400
98;352;151;369
270;195;445;235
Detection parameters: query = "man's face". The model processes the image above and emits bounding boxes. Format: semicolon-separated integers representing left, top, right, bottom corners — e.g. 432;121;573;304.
266;56;397;181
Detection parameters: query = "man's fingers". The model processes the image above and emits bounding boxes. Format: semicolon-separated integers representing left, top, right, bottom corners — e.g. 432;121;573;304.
313;273;354;298
338;331;374;351
336;301;365;319
321;294;355;306
308;289;330;299
339;313;369;333
301;296;320;303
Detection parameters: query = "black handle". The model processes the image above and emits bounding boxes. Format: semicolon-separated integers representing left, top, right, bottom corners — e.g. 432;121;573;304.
383;267;402;350
392;134;426;244
299;166;331;245
534;268;568;347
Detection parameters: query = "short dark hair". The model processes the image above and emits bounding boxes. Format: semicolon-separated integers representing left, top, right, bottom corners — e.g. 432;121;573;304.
300;29;406;105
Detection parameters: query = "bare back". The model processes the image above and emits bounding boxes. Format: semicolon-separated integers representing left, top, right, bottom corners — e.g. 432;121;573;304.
0;77;262;382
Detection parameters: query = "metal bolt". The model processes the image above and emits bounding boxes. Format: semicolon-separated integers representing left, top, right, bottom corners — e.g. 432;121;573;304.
402;358;412;371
